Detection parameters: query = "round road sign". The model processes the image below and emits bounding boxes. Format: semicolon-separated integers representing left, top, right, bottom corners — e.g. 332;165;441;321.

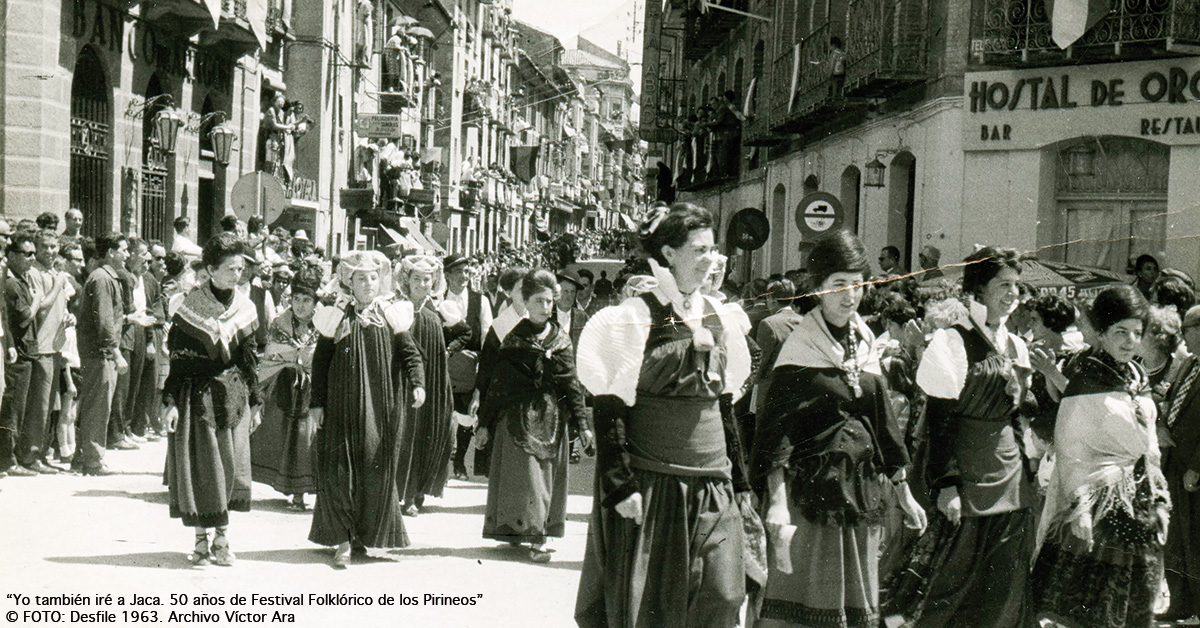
727;208;770;251
795;192;844;238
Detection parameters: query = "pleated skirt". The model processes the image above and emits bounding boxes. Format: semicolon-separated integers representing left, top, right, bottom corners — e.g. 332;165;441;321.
574;468;745;628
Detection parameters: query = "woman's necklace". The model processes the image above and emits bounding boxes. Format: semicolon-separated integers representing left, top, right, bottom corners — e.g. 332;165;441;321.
842;323;863;398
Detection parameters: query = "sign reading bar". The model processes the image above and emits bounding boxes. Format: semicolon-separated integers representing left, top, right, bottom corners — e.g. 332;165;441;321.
963;58;1200;151
354;114;403;138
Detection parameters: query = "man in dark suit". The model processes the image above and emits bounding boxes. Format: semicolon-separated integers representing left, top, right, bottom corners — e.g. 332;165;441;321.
1160;305;1200;622
443;254;493;481
556;270;591;464
114;238;164;443
555;270;591;350
74;233;128;476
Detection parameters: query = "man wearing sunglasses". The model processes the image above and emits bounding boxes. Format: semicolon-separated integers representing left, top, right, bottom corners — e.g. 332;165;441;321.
0;232;43;478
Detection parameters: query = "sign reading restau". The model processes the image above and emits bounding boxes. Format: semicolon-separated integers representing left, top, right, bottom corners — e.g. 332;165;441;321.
964;58;1200;151
354;114;403;139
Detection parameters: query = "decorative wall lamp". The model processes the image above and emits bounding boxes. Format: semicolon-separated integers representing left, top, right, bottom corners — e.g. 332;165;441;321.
141;95;185;154
1067;142;1096;177
204;112;238;165
864;156;887;187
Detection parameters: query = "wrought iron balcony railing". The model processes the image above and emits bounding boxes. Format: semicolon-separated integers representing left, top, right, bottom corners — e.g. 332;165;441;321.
771;21;861;133
975;0;1200;65
221;0;248;21
683;0;749;61
844;0;930;95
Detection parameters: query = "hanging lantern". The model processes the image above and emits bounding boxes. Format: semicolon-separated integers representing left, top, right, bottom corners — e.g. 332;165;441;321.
864;157;887;187
153;107;185;154
209;119;238;165
1067;142;1096;177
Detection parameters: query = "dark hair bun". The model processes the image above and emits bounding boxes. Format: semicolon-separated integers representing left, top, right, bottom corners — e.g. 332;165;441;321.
1090;284;1149;333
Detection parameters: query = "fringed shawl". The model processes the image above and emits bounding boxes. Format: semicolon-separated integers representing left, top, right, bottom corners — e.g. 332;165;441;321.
172;281;259;364
1037;348;1170;553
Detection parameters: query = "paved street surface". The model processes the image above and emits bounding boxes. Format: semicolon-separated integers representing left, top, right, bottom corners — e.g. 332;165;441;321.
0;440;595;627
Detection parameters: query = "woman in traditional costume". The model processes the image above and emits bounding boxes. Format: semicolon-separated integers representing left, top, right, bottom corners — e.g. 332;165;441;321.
393;255;454;516
753;230;926;628
884;247;1036;627
163;233;261;566
475;269;592;562
251;268;321;510
574;202;752;628
308;250;426;568
1032;285;1169;627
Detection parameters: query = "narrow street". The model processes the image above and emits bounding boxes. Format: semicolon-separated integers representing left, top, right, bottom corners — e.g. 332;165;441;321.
0;441;595;627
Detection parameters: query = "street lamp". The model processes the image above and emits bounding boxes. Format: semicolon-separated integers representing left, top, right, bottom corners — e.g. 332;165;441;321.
864;157;886;187
153;105;185;154
1067;142;1096;177
209;116;238;165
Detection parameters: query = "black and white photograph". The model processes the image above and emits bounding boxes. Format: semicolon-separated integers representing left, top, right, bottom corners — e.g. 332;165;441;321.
2;0;1199;626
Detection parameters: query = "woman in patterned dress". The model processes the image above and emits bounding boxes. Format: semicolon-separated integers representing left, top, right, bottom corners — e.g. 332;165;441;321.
163;234;261;566
1032;285;1169;627
574;202;752;628
308;250;426;568
394;255;455;516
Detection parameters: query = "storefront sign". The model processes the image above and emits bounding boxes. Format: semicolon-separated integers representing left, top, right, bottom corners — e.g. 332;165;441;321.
72;0;125;53
286;177;319;204
964;58;1200;151
354;114;403;138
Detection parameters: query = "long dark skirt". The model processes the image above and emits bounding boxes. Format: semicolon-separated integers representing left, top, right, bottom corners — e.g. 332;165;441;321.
1165;465;1200;618
882;509;1035;628
574;468;746;628
308;323;409;548
250;369;316;495
165;380;252;528
398;308;454;504
482;415;568;544
1032;482;1164;628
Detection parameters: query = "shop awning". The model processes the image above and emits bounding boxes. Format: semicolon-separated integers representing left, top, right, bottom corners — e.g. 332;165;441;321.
410;228;445;254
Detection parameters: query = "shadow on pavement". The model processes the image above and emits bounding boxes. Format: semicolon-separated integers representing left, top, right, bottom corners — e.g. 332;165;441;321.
388;544;583;571
236;548;333;566
46;552;194;570
72;489;169;505
418;503;486;516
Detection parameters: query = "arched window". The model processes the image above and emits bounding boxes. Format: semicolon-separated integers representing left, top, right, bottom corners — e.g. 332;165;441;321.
751;41;765;114
717;71;727;99
771;183;787;273
70;47;112;237
840;165;861;234
141;74;171;243
887;152;917;269
733;58;745;101
803;174;819;194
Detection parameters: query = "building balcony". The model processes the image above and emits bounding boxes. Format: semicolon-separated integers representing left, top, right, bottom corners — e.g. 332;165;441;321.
844;0;931;96
683;0;749;61
770;21;867;134
975;0;1200;66
141;0;217;38
198;0;262;57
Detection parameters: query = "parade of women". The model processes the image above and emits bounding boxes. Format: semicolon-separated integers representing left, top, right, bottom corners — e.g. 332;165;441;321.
7;201;1200;628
